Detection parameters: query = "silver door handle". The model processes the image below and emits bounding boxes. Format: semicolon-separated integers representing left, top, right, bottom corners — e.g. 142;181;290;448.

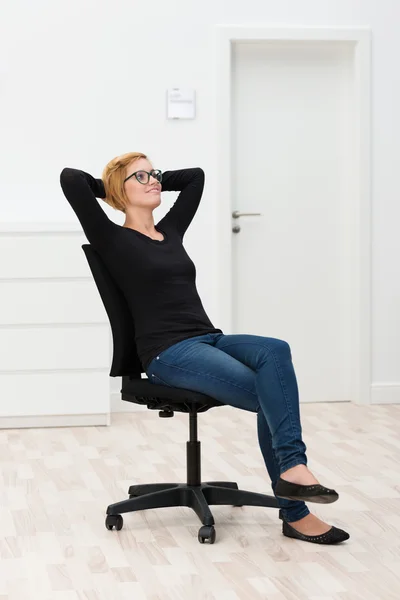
232;210;262;219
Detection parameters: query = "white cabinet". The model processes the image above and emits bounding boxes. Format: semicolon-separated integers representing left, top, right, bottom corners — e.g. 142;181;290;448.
0;224;110;428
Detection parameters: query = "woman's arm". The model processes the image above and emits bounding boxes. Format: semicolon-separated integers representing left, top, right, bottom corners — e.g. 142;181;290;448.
60;168;116;246
158;168;205;238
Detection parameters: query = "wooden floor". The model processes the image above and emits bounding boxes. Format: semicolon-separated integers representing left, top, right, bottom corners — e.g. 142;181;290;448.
1;402;400;600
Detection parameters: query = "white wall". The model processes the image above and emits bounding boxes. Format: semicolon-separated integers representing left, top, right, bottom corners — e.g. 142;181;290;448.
0;0;399;399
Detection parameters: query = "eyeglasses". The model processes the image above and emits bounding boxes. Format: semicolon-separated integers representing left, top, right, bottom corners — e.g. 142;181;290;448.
124;169;163;185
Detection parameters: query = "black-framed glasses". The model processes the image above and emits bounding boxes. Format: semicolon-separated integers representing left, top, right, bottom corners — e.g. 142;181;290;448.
124;169;163;185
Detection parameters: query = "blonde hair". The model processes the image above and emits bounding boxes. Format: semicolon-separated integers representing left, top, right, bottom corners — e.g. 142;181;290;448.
102;151;147;213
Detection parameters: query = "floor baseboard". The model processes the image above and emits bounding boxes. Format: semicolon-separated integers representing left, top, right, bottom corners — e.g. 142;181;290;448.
0;413;110;429
371;384;400;404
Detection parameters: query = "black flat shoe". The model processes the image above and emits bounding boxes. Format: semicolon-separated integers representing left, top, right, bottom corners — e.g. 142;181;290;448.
275;476;339;504
281;519;350;545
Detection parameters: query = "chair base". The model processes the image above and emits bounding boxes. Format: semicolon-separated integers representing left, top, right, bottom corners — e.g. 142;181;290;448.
106;480;279;543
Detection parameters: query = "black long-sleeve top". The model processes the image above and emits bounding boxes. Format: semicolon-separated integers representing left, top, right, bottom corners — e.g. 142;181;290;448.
59;167;222;371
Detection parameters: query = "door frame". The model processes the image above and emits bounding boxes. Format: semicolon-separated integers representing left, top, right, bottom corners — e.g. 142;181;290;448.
215;26;372;405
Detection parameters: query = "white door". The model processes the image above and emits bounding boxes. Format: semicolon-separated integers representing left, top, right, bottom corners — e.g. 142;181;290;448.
231;41;356;403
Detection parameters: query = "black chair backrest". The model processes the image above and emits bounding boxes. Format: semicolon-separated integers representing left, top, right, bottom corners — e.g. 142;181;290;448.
82;244;143;378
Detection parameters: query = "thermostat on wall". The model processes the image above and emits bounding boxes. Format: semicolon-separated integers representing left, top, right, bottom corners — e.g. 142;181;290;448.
167;88;196;119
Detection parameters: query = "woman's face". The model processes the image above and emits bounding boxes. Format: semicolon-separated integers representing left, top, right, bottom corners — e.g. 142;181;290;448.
123;158;162;210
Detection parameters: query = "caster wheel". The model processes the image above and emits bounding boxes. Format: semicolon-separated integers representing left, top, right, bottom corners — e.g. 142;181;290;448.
105;514;123;531
198;525;216;544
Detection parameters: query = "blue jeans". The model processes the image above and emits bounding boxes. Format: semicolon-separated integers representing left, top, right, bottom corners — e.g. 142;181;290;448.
146;332;310;523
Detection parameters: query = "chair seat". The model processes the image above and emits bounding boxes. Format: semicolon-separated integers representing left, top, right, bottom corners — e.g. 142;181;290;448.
121;376;224;413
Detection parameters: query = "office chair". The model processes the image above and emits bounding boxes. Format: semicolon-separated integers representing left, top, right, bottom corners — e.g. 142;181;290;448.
82;244;279;544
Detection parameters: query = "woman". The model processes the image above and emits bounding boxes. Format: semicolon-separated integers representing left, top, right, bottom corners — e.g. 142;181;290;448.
60;151;349;545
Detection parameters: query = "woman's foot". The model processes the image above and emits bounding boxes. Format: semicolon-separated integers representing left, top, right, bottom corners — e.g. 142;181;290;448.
275;465;339;504
285;513;331;536
280;464;320;485
281;513;350;545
